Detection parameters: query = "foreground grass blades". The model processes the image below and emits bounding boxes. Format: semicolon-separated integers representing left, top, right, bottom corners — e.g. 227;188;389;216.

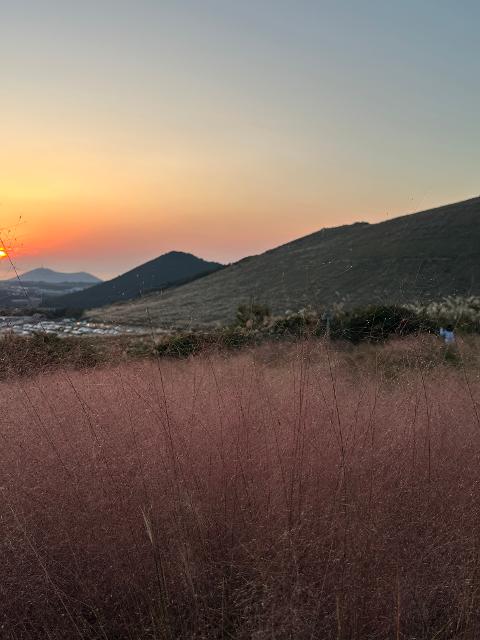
1;338;480;638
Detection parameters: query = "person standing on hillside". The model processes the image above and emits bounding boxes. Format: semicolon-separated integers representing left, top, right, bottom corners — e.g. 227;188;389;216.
440;324;455;345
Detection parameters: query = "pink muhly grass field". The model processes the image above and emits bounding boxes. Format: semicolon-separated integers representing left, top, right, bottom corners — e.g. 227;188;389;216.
1;339;480;639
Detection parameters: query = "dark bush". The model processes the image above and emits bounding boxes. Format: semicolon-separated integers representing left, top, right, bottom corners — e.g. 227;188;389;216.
235;302;271;328
156;328;256;358
155;332;215;358
331;305;435;344
221;326;256;349
270;312;321;337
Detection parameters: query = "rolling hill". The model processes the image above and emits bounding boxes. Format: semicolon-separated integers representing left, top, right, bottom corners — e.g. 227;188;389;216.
14;268;101;284
86;197;480;328
50;251;222;310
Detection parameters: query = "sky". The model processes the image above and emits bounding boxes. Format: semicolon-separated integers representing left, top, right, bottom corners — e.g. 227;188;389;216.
0;0;479;279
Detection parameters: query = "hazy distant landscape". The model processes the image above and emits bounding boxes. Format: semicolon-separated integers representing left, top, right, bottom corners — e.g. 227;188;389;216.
0;268;101;308
3;197;478;327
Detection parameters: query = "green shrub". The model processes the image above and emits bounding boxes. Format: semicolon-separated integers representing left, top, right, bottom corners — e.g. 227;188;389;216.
155;328;256;359
153;304;444;359
270;312;323;337
331;305;435;344
235;302;271;328
155;332;214;358
220;326;256;349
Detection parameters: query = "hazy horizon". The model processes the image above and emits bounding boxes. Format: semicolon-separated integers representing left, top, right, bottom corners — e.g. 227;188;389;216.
1;1;479;279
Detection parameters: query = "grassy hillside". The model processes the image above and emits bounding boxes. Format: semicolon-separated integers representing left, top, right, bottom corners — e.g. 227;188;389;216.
88;197;480;327
50;251;222;310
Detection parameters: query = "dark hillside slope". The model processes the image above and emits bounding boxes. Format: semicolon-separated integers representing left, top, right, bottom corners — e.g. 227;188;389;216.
50;251;222;309
87;197;480;327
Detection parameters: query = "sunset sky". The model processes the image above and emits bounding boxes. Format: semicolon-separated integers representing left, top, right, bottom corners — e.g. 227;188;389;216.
1;1;479;279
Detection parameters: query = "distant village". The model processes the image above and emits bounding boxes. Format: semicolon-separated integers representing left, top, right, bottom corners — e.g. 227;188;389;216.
0;270;145;337
0;315;146;337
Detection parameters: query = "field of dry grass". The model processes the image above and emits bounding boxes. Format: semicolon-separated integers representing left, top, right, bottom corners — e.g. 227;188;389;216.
1;336;480;638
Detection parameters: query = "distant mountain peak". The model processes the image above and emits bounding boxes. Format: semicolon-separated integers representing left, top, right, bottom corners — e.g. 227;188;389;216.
14;268;102;284
47;251;223;309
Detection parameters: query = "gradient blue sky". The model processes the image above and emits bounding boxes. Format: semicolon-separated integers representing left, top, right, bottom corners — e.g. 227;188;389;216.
1;0;479;278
